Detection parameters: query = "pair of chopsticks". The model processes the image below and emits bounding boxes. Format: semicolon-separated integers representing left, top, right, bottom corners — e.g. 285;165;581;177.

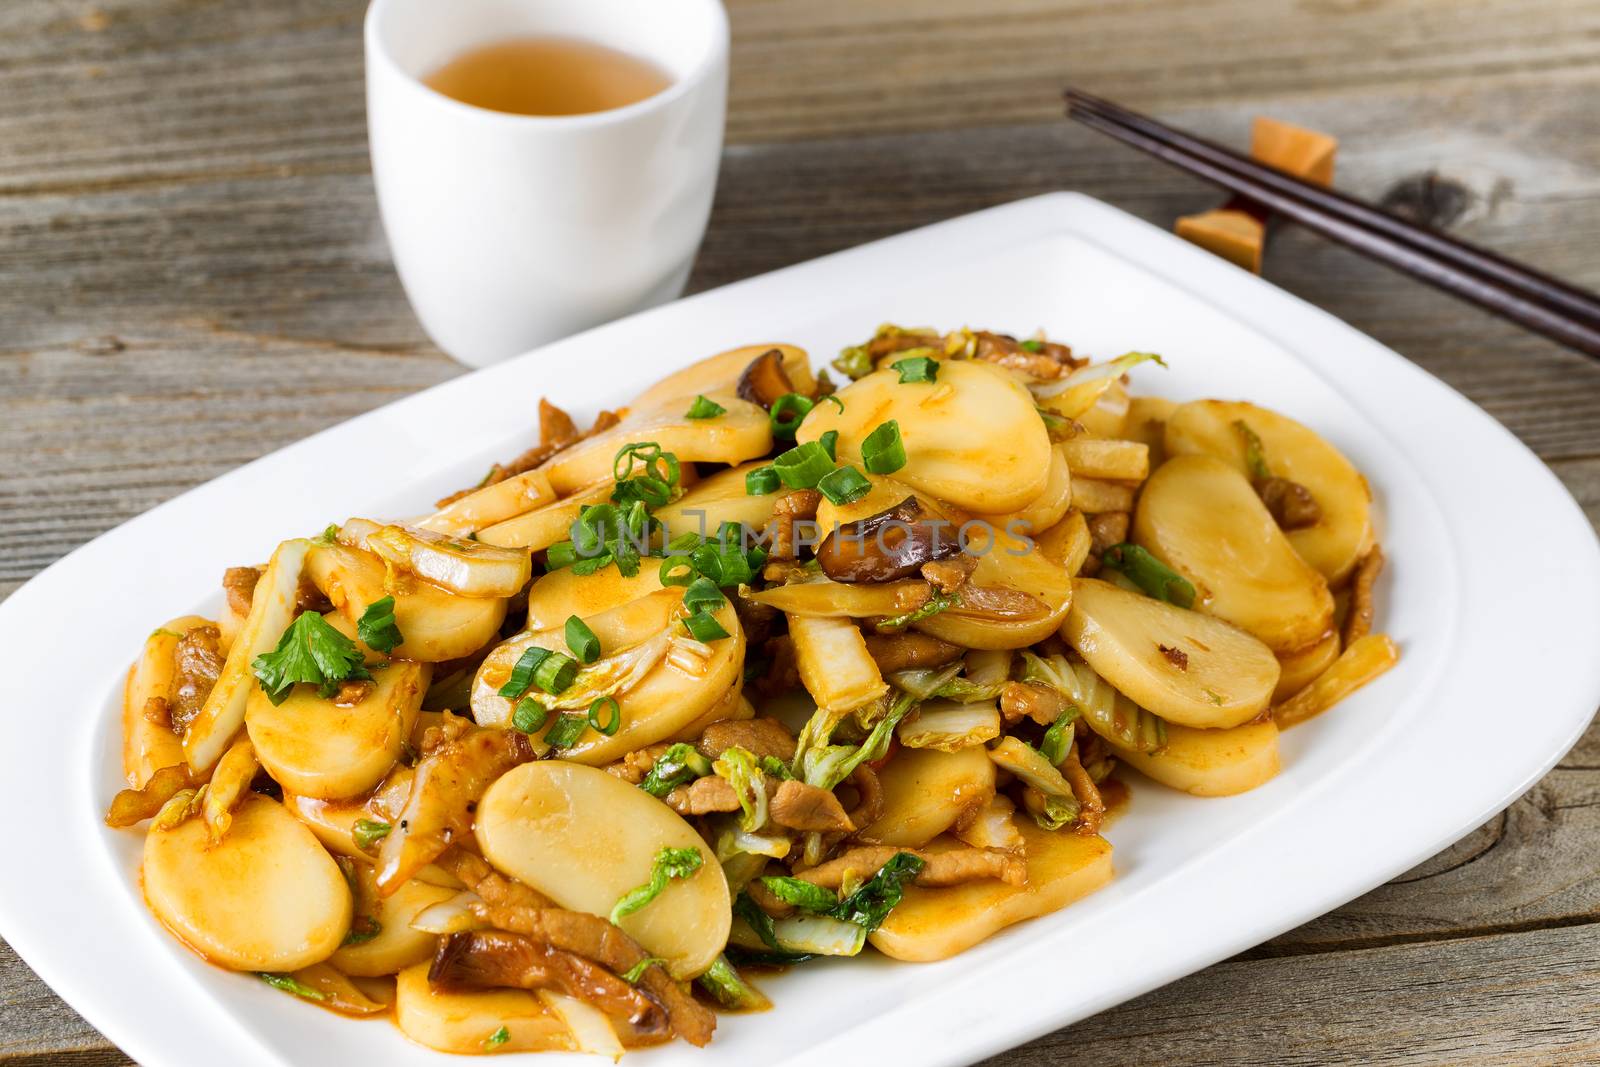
1065;88;1600;361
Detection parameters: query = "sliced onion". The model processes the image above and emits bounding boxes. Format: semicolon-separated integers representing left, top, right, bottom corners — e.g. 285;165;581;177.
1029;351;1165;403
409;889;487;935
538;991;624;1059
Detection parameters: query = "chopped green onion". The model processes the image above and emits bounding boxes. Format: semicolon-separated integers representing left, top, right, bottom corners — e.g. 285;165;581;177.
620;958;665;984
819;429;839;460
588;696;621;736
817;464;871;506
1233;419;1272;480
352;818;391;851
685;395;726;419
532;651;578;694
564;615;600;664
745;466;781;495
658;555;695;586
610;846;704;924
1039;707;1080;766
891;355;939;383
483;1026;510;1050
612;441;680;486
544;712;588;749
511;697;548;735
257;972;326;1001
638;743;712;797
772;441;834;489
356;595;403;654
768;394;814;440
1020;338;1044;353
316;523;341;544
688;522;764;587
861;419;907;474
498;647;550;699
545;540;578;570
1101;543;1196;608
682;575;727;615
819;395;845;413
682;610;730;642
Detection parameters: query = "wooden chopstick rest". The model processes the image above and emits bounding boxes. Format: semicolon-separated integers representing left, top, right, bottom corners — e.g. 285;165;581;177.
1175;117;1338;273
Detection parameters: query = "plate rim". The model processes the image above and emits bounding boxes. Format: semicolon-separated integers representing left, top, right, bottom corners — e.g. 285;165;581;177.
2;190;1597;1067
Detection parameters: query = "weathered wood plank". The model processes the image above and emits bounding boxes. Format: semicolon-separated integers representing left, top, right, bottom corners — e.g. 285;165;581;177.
982;921;1600;1066
3;0;1599;193
10;913;1600;1066
6;83;1600;588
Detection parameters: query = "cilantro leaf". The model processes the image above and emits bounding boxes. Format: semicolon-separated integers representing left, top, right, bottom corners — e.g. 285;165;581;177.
251;611;368;705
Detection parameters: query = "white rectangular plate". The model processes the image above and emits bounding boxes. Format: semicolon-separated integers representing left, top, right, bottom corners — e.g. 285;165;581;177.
3;193;1598;1067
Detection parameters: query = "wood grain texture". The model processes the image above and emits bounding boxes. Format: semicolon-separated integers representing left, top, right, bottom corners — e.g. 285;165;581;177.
3;0;1600;1063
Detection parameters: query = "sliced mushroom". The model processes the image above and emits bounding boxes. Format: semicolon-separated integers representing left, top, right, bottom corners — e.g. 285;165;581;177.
816;496;963;583
430;930;669;1045
469;903;717;1047
737;347;800;408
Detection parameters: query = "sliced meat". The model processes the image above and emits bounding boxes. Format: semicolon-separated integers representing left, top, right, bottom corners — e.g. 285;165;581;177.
732;598;778;649
438;848;554;910
695;718;795;763
920;555;976;595
1343;544;1385;646
999;680;1070;727
970;331;1082;379
863;631;964;673
1256;476;1322;530
538;397;579;448
749;635;800;700
104;763;198;828
663;767;853;833
1060;747;1106;836
798;845;1026;889
842;765;883;831
768;489;822;561
375;727;535;894
170;624;224;734
470;904;716;1047
605;743;673;786
435;403;620;507
769;779;854;833
222;566;262;619
664;775;741;817
431;930;669;1045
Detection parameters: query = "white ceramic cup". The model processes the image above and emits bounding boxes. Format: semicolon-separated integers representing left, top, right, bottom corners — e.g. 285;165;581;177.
365;0;729;368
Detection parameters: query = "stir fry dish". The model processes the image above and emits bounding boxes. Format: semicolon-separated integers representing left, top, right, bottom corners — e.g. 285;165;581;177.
106;326;1399;1055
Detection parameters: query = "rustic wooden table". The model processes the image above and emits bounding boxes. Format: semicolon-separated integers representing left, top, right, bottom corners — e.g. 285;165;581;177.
4;1;1600;1063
